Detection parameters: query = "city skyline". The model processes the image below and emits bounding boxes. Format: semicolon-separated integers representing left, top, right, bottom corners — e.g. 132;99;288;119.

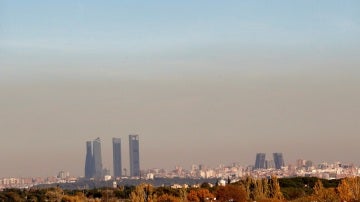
85;135;141;179
1;1;360;177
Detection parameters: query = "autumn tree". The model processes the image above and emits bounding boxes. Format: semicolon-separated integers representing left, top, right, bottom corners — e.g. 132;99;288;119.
313;179;326;201
269;176;284;201
338;177;360;202
187;188;215;202
44;187;64;202
338;178;353;202
130;183;156;202
187;190;200;202
157;194;181;202
312;180;340;202
252;178;271;200
179;187;187;202
61;193;87;202
241;175;257;200
215;185;246;202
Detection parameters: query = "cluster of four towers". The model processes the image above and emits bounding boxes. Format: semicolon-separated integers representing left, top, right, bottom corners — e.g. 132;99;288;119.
84;135;140;179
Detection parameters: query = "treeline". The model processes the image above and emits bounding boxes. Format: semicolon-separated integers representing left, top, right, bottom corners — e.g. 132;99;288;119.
0;176;359;201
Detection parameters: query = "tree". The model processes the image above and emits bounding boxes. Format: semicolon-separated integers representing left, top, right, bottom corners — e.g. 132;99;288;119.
252;178;269;200
197;189;215;202
187;189;215;202
187;190;200;202
215;185;246;202
242;175;254;200
44;187;64;202
312;180;339;202
3;191;24;202
179;187;187;202
130;184;155;202
269;176;284;201
338;178;353;202
61;194;87;202
337;177;360;202
157;194;181;202
313;179;326;201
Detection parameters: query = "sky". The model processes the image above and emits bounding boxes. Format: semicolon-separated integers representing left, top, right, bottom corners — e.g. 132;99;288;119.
1;1;360;177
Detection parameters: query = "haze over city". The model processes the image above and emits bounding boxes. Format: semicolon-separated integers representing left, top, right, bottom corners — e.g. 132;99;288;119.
1;1;360;178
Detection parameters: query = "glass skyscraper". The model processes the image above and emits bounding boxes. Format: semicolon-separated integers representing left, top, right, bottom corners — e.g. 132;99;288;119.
93;137;103;178
129;134;140;177
273;152;285;169
84;141;94;179
254;153;266;169
84;138;103;179
112;137;122;178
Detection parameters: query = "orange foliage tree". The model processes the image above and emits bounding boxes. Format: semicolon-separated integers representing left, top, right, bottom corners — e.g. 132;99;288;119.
157;193;181;202
338;177;360;202
187;188;215;202
215;185;246;202
312;180;339;202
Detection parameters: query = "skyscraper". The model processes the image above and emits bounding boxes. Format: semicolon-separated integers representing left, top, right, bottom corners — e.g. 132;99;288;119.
84;141;94;178
129;134;140;177
273;152;285;169
112;137;122;178
265;160;275;169
93;137;103;178
254;153;266;169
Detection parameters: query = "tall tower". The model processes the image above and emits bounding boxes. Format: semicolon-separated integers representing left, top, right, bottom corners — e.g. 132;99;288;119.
112;137;122;178
129;134;140;177
85;141;94;178
273;152;285;169
93;137;103;178
254;153;266;169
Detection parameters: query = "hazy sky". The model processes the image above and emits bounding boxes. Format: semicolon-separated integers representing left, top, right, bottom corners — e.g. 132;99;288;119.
1;1;360;177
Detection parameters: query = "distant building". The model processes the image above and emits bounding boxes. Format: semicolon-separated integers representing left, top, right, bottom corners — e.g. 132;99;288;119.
199;164;206;171
129;134;140;177
112;137;122;178
254;153;266;169
93;137;103;178
305;160;313;169
297;159;306;168
57;171;69;179
266;159;275;169
273;153;285;169
84;141;94;178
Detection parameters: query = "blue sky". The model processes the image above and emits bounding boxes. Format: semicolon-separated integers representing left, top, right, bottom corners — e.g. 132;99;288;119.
1;1;360;81
1;1;360;177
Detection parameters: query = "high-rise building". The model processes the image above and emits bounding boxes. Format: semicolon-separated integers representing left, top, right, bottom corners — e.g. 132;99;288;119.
305;160;313;169
112;137;122;178
297;159;306;168
84;141;94;178
273;152;285;169
93;137;103;178
254;153;266;169
129;134;140;177
265;159;275;169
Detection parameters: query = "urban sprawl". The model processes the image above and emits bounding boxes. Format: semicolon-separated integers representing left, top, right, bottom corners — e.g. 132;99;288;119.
1;135;359;190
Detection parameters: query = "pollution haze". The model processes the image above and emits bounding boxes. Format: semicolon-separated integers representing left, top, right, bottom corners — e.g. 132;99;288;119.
1;1;360;177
